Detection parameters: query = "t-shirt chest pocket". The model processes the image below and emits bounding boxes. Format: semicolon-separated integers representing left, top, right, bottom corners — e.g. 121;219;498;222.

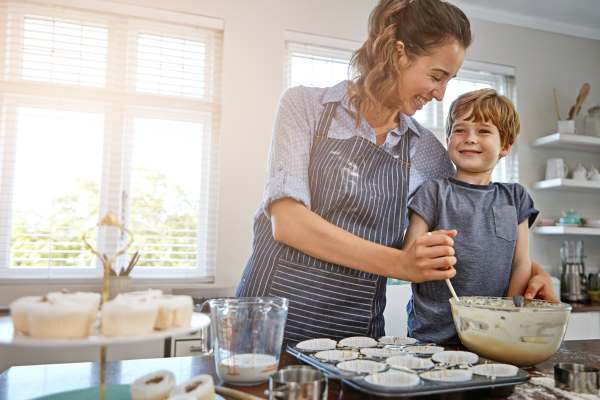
492;205;517;241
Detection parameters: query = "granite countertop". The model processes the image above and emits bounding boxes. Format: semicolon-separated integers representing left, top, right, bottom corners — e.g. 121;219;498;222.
1;340;598;400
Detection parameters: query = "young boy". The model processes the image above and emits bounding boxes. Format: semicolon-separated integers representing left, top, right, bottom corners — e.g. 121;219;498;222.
404;88;539;344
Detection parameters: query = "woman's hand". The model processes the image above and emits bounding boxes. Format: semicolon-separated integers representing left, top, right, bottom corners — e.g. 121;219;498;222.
523;262;559;302
401;230;457;283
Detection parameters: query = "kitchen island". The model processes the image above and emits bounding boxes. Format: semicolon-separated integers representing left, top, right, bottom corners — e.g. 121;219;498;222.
1;340;598;400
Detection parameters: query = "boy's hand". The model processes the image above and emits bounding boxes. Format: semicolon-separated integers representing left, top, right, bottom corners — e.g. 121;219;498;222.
403;230;458;282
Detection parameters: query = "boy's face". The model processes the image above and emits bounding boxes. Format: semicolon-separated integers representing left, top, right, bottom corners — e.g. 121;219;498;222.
447;112;511;175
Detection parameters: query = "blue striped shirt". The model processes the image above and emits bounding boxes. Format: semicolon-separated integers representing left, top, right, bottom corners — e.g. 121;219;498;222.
262;80;454;217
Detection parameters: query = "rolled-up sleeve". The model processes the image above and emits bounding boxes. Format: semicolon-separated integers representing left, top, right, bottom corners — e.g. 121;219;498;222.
262;87;314;217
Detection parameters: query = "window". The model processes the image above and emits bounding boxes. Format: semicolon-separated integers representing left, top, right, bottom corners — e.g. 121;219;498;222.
285;31;358;88
0;1;222;279
414;61;518;183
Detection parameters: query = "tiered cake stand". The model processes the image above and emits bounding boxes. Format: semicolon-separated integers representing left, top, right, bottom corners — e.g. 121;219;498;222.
0;213;211;399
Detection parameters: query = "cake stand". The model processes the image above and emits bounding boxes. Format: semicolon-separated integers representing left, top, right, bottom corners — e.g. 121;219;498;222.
0;312;211;399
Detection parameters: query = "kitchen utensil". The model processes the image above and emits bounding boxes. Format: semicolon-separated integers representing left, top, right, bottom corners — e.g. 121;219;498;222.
545;158;568;180
554;363;600;394
553;88;561;120
560;240;588;303
445;279;459;302
123;250;140;276
204;297;288;385
266;365;327;400
567;83;591;120
449;296;571;366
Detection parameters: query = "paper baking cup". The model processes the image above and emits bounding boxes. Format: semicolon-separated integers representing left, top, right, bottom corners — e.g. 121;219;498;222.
296;338;337;352
364;371;420;387
404;345;444;355
472;363;519;377
338;336;378;348
432;351;479;365
421;369;473;382
314;349;359;362
337;359;387;374
360;347;406;359
386;355;434;371
378;336;418;346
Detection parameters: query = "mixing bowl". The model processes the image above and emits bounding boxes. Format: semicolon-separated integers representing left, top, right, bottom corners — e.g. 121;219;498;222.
450;296;571;366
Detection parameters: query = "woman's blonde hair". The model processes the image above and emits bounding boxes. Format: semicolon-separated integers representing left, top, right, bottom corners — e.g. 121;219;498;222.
349;0;471;122
446;89;520;148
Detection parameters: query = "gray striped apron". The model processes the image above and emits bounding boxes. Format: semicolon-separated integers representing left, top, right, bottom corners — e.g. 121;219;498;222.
236;102;410;343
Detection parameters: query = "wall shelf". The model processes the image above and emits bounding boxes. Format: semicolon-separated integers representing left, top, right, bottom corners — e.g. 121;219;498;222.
534;226;600;236
531;133;600;152
533;178;600;192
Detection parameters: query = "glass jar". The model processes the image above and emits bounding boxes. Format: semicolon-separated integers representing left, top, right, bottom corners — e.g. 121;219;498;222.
584;105;600;137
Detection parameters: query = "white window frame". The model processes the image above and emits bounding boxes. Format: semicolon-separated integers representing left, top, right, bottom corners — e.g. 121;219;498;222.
284;30;359;89
0;0;223;281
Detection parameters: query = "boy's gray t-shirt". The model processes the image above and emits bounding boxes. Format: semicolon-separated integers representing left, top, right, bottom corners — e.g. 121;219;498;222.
406;177;539;344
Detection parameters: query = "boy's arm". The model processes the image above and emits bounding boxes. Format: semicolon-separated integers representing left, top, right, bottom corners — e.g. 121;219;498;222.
507;220;532;297
403;212;431;250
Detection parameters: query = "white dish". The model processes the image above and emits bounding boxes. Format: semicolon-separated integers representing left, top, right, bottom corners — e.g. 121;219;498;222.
0;313;208;347
420;369;473;382
360;347;406;359
471;363;519;377
404;345;444;355
337;359;387;374
431;351;479;365
339;336;377;348
314;349;359;362
378;336;417;346
296;338;337;352
364;371;420;387
386;355;433;371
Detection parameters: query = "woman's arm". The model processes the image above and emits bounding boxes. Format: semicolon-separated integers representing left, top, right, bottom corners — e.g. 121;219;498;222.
270;198;457;282
506;221;532;297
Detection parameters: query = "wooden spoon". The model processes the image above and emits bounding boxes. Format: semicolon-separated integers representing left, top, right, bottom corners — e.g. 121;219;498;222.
567;83;591;120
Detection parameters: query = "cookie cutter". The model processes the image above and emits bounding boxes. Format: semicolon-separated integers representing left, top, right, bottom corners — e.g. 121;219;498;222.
554;362;600;394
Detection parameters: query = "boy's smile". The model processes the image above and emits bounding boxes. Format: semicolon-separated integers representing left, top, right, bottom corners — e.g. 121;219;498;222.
447;114;511;184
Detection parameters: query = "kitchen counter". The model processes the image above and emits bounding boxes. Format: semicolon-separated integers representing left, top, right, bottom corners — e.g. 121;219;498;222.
1;340;598;400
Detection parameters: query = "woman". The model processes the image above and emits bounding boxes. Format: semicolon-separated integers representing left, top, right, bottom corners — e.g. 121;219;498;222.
237;0;556;343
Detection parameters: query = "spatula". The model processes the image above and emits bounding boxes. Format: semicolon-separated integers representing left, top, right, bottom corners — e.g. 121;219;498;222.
567;83;591;120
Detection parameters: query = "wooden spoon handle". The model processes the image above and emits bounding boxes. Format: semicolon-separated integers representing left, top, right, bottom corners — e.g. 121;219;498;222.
215;386;265;400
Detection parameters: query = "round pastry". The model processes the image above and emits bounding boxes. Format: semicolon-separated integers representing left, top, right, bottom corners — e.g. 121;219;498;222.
101;297;159;337
169;374;214;400
47;290;100;324
130;370;175;400
118;289;163;300
27;297;92;339
153;295;194;330
9;296;42;335
167;395;196;400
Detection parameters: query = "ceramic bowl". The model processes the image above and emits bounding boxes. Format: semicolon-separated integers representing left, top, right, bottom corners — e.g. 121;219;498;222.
450;296;571;366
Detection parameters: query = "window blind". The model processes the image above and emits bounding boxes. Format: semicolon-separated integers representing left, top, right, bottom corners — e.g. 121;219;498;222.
0;0;222;279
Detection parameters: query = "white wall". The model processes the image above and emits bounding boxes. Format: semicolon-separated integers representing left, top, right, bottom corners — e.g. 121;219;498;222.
2;0;600;321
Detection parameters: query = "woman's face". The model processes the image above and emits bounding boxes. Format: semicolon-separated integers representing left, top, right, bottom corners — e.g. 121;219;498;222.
395;40;465;116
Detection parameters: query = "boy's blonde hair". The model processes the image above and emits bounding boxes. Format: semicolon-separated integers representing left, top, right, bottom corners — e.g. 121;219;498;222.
446;88;520;148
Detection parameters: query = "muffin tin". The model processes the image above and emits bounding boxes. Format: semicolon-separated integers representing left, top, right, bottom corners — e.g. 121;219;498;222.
287;336;529;397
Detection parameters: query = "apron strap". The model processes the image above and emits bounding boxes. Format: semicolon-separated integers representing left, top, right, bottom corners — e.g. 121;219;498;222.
313;102;337;146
